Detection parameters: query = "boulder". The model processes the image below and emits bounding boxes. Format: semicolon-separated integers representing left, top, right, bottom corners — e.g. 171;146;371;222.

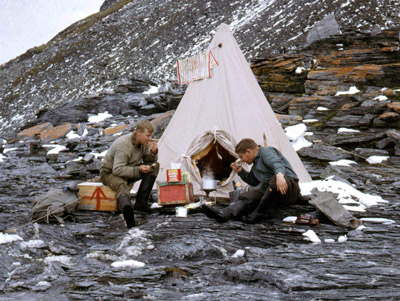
305;14;340;47
40;123;73;141
353;147;389;161
17;123;53;139
310;189;362;229
150;110;175;139
297;143;353;161
103;124;128;135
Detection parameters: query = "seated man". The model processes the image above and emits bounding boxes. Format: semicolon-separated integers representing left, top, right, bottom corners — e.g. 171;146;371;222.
202;138;301;223
100;120;159;228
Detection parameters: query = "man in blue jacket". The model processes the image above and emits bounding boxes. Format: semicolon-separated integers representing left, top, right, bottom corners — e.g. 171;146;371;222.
202;138;301;223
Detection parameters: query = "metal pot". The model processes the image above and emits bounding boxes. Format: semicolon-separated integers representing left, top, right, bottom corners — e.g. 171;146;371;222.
201;179;218;191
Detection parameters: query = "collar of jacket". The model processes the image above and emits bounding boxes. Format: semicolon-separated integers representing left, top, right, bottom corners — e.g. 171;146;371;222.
131;133;143;149
253;145;262;163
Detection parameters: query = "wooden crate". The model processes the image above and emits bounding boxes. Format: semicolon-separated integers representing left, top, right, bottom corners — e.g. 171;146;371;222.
78;182;118;211
157;181;194;206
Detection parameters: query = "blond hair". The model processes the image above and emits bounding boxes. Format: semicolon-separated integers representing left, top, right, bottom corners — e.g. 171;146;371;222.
135;120;154;133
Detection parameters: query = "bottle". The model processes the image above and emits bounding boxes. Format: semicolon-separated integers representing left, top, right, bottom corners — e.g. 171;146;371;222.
232;180;242;191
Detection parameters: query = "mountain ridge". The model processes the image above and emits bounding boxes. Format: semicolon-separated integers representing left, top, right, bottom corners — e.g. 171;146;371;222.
0;0;399;136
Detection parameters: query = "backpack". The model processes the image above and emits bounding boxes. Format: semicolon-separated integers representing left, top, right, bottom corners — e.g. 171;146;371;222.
31;187;78;223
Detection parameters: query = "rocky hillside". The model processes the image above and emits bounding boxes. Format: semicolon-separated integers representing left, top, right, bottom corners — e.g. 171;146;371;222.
252;28;400;157
1;26;400;301
1;4;400;298
1;0;399;137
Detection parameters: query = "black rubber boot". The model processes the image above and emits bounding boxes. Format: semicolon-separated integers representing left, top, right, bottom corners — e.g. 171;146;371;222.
202;205;229;223
202;199;247;223
134;173;156;213
117;194;135;228
224;199;247;219
242;188;277;224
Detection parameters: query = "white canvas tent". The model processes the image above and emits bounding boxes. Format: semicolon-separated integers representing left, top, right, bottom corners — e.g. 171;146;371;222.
157;23;312;199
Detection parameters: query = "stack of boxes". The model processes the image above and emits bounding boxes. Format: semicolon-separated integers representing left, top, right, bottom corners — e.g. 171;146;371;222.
157;169;194;206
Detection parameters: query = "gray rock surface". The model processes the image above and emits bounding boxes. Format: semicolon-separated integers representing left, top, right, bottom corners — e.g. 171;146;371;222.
305;13;341;46
1;0;399;136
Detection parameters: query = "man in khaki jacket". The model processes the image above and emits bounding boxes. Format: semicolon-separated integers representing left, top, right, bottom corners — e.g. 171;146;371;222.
100;120;159;228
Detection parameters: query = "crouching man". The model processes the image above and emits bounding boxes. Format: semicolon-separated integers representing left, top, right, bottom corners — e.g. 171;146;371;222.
202;138;301;224
100;120;159;228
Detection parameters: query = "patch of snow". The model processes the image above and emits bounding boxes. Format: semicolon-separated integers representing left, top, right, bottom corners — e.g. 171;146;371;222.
360;218;395;224
90;150;107;158
302;230;321;243
324;239;335;243
66;130;80;139
88;111;112;123
338;197;359;205
343;204;366;212
44;255;73;266
34;281;51;289
329;159;357;167
338;128;360;133
285;124;312;151
338;235;348;242
3;147;18;154
366;156;389;164
373;95;388;101
303;119;318;123
295;67;305;74
143;85;159;95
232;249;245;258
111;259;145;268
19;239;46;249
43;144;67;155
317;107;328;111
335;86;360;96
0;232;23;244
291;136;312;151
117;228;150;258
300;179;387;209
283;216;297;223
286;123;307;141
86;251;119;262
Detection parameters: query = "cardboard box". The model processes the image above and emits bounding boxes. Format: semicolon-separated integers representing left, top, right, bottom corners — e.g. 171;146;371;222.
157;181;194;206
78;182;118;211
166;169;182;182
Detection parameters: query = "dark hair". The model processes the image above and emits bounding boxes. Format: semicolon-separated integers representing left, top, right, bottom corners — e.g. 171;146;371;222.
136;120;154;133
235;138;257;154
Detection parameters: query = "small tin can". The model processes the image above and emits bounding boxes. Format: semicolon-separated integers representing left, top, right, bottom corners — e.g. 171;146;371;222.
232;180;242;191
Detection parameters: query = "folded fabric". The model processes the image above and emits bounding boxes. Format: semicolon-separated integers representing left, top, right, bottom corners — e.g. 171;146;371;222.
177;51;219;84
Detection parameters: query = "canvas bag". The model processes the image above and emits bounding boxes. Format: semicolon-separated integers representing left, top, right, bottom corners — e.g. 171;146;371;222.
31;187;78;223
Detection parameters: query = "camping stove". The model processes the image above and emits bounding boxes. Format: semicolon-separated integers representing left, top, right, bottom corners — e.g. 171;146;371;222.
201;179;218;204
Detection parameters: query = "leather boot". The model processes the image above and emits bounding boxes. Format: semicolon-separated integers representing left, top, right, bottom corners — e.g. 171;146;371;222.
117;194;135;228
201;205;229;223
202;199;247;223
134;173;156;213
242;188;277;224
223;199;247;219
